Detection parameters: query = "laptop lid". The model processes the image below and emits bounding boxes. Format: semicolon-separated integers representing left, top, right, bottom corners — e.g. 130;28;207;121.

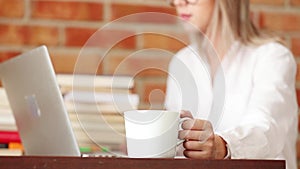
0;46;80;156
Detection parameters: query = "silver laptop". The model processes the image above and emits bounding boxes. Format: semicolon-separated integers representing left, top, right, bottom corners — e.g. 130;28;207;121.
0;46;81;156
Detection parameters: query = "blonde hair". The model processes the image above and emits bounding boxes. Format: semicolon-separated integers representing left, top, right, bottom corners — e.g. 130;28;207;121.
207;0;282;49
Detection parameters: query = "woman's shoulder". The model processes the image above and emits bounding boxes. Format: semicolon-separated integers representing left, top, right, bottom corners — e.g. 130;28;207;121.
252;41;292;57
248;41;296;70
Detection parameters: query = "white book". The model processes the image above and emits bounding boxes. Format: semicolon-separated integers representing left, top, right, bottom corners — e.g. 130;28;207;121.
56;74;134;90
64;101;137;115
0;113;16;125
0;88;10;107
68;113;124;124
60;86;131;94
70;120;125;133
0;124;18;131
0;149;22;156
0;108;13;114
64;91;139;106
0;104;17;131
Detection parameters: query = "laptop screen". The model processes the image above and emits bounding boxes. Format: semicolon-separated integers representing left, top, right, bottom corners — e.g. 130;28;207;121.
0;46;80;156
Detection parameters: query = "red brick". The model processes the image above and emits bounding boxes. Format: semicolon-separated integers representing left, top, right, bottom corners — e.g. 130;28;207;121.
292;37;300;56
102;54;127;75
142;33;188;51
291;0;300;6
31;1;103;21
65;27;136;49
0;0;24;18
65;27;96;47
260;12;300;31
0;25;25;45
110;4;176;24
297;137;300;159
0;24;59;46
297;89;300;106
250;0;284;5
298;113;300;132
28;26;59;46
297;63;300;81
49;50;103;74
104;53;171;77
0;51;21;63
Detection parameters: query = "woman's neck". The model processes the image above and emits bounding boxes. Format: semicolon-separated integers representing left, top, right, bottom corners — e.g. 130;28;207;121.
205;30;230;80
209;30;228;61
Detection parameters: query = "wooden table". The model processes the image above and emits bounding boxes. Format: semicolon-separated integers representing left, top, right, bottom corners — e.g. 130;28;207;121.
0;156;285;169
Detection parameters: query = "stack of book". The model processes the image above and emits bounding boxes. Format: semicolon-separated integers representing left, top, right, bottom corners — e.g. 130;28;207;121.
0;88;23;156
56;74;139;154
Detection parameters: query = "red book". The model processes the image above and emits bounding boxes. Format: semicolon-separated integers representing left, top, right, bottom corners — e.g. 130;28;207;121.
0;131;21;143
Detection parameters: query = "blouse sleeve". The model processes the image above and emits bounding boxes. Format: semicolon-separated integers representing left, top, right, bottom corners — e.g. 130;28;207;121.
218;43;298;158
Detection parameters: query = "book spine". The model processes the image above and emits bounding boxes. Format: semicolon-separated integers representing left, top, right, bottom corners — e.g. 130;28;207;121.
0;142;23;150
0;142;24;156
0;131;21;143
8;142;23;150
0;143;8;148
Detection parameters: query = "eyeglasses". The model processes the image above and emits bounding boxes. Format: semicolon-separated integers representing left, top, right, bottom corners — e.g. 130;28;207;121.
166;0;199;6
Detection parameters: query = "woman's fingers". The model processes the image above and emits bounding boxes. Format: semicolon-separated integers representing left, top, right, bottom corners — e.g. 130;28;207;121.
182;137;215;159
180;110;194;119
178;130;213;141
183;139;215;151
181;119;213;131
178;117;216;159
183;149;214;159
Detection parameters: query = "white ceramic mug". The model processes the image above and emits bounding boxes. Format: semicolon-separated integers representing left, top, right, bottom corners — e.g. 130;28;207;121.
124;110;189;158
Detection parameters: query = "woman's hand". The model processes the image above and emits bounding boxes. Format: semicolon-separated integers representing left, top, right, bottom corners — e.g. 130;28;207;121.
179;110;227;159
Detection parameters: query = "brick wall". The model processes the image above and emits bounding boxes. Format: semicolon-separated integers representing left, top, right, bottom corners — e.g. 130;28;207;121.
0;0;300;165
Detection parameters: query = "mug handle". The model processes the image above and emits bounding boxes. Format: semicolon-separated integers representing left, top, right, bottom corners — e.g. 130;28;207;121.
177;117;192;146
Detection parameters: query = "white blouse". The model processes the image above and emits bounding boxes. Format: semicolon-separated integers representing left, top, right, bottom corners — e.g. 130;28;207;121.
165;42;298;169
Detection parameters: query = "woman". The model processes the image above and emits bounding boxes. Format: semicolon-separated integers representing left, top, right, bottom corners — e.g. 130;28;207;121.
164;0;298;169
